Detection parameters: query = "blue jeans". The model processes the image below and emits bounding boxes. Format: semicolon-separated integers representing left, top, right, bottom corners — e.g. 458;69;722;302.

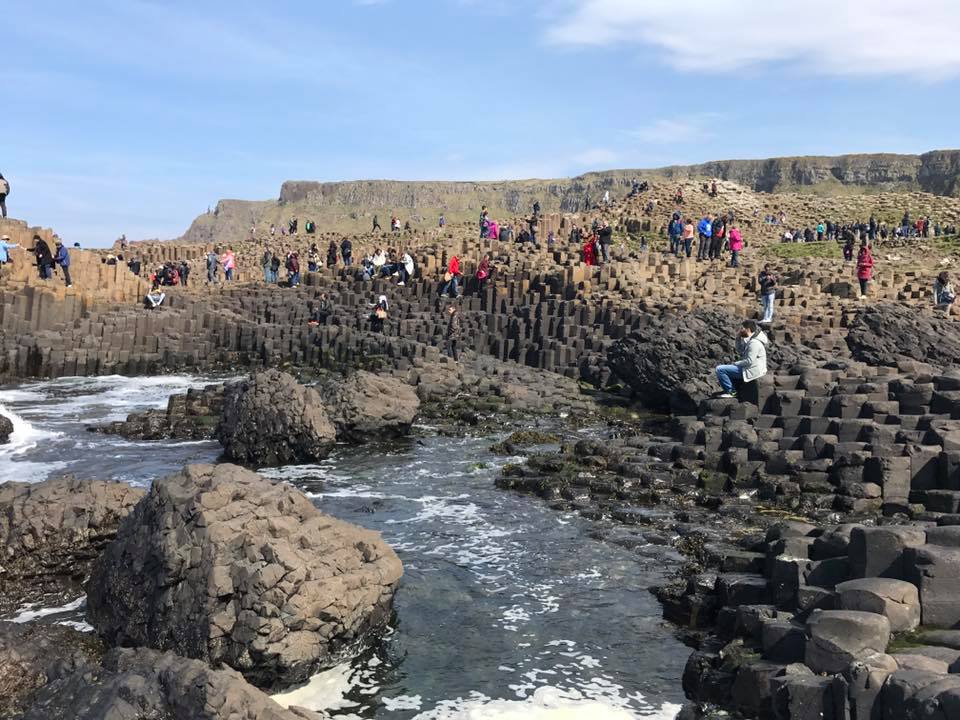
761;292;775;322
263;267;270;282
440;276;459;297
683;238;692;257
289;272;300;287
730;250;740;267
716;364;743;394
225;268;234;281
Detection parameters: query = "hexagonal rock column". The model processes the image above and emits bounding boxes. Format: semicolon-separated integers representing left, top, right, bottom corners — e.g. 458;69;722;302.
86;464;403;689
805;610;891;675
835;578;921;632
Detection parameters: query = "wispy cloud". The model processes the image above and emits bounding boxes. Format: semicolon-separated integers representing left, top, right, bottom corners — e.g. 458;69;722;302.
544;0;960;78
572;148;619;166
627;115;718;144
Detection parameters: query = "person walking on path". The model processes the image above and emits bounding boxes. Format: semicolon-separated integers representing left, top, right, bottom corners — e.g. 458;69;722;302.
445;304;462;362
728;224;743;267
759;265;778;323
372;215;381;232
54;240;72;288
714;320;769;398
0;173;8;218
856;241;874;298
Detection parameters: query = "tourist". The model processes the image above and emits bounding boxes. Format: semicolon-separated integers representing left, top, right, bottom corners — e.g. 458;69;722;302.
341;237;353;266
583;234;597;266
759;265;778;323
269;252;281;283
445;304;462;362
440;255;461;298
476;253;495;291
439;214;446;228
270;223;276;237
289;218;298;235
710;215;726;260
310;293;333;325
0;235;19;271
30;236;54;280
179;260;190;287
127;257;141;276
598;221;613;263
399;251;414;286
373;215;381;232
533;200;541;217
372;248;387;273
710;179;717;197
681;217;695;258
856;241;874;298
935;271;956;315
697;214;712;261
305;219;316;235
370;294;388;332
728;224;743;268
144;282;165;309
714;320;769;399
206;249;219;283
262;249;272;282
675;186;684;204
603;190;611;206
52;239;72;287
668;214;683;256
221;247;236;281
0;173;8;218
305;244;318;272
286;251;301;287
391;216;401;234
327;241;340;269
843;236;854;262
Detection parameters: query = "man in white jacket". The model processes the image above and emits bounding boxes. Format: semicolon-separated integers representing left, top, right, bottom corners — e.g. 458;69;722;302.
715;320;768;398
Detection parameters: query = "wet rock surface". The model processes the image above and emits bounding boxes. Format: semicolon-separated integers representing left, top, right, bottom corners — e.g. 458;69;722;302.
323;369;419;442
90;384;225;441
14;646;326;720
217;370;337;466
0;478;144;613
0;415;12;445
86;463;403;689
846;302;960;367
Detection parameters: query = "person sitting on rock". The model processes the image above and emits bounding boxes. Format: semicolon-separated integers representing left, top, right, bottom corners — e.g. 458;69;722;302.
309;293;333;325
439;255;461;298
145;281;166;309
369;294;388;332
715;320;768;399
935;271;956;315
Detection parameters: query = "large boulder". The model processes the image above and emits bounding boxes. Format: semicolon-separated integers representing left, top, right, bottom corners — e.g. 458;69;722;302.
324;370;419;442
0;414;12;444
86;464;402;689
0;621;104;717
217;370;336;466
0;477;145;612
607;307;823;413
15;646;324;720
846;303;960;367
835;578;921;632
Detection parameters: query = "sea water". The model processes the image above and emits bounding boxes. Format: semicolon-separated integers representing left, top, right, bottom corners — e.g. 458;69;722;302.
0;376;687;719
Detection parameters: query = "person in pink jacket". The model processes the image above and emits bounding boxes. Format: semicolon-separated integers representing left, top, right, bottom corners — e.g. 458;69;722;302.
728;225;744;267
221;247;237;281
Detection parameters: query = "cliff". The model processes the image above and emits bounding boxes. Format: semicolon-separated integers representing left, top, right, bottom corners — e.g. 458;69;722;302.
177;150;960;245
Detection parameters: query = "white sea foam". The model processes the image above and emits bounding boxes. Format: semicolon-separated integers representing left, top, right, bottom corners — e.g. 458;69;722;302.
9;596;85;622
0;404;66;484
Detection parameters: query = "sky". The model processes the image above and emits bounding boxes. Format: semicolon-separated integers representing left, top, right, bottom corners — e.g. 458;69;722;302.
4;0;960;247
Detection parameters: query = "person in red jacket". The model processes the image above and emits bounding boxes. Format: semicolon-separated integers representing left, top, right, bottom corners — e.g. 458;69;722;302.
583;236;597;266
856;241;874;298
440;255;461;297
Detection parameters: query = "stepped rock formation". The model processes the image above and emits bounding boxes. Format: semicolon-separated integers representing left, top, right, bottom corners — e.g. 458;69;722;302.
0;477;145;612
86;464;403;689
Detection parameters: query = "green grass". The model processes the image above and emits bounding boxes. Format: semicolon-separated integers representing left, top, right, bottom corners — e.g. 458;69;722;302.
764;241;842;259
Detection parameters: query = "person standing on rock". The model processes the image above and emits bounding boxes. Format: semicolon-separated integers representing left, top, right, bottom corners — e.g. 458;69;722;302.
856;241;874;299
728;224;743;268
475;253;494;292
53;240;72;288
935;271;956;315
681;217;695;258
372;215;381;232
709;214;726;261
598;221;613;263
715;320;768;399
440;255;461;298
697;214;712;261
759;265;777;323
286;251;301;287
0;234;19;273
221;247;236;281
179;260;190;287
0;173;8;218
206;249;218;283
439;214;446;228
30;235;54;280
340;237;353;267
445;304;462;362
261;249;272;282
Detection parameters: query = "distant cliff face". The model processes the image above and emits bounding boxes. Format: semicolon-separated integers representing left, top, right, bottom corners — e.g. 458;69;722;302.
177;150;960;244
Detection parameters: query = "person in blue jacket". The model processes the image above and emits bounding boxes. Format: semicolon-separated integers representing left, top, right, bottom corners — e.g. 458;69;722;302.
697;214;713;261
54;239;72;287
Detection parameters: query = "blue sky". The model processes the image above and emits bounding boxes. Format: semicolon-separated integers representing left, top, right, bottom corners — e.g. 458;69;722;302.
5;0;960;247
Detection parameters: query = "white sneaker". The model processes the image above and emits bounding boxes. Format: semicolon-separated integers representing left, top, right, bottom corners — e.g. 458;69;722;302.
397;281;405;286
718;392;736;398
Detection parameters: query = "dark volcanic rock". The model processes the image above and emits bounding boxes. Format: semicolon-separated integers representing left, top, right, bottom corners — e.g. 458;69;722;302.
0;621;104;717
324;370;419;442
91;384;225;441
217;370;336;466
846;303;960;367
86;463;403;689
15;646;325;720
0;415;12;445
0;478;145;613
608;307;820;413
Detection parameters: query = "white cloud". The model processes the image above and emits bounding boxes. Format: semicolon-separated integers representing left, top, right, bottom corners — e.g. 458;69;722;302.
572;148;619;166
545;0;960;78
628;117;714;144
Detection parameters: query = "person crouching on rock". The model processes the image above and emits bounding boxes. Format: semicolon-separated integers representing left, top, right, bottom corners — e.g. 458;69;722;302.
445;304;461;362
144;281;166;309
715;320;768;399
